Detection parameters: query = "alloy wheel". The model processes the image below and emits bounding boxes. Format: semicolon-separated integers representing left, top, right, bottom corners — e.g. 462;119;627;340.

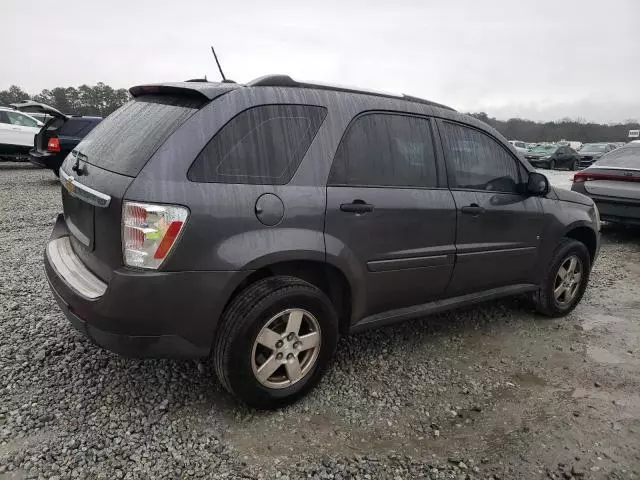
251;308;322;389
553;255;583;307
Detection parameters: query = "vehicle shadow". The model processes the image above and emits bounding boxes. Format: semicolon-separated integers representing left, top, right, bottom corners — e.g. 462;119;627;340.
600;222;640;245
85;295;531;417
0;161;37;171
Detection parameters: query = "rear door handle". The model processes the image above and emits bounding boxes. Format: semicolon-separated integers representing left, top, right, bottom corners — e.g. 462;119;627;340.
340;200;374;214
460;204;485;215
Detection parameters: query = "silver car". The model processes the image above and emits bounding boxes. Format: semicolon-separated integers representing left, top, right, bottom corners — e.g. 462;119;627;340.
571;143;640;225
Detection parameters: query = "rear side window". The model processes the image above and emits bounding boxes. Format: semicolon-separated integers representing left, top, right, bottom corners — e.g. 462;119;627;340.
59;119;91;137
188;105;327;184
441;122;522;193
328;113;438;188
75;95;203;177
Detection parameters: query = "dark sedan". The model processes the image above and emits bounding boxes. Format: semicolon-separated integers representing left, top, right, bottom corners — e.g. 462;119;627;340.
577;143;616;169
571;143;640;225
524;145;581;170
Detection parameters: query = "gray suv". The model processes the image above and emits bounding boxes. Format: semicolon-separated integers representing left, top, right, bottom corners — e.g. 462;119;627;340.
45;75;600;409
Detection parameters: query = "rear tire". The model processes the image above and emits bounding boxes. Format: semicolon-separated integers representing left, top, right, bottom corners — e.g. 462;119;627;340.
213;276;339;409
571;160;579;171
534;238;591;317
53;167;60;177
549;159;556;170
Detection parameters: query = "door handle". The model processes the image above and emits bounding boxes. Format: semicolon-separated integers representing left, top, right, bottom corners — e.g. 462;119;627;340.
340;200;374;214
460;204;485;215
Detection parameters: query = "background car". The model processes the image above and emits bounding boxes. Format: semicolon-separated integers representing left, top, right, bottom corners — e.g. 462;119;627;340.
578;142;616;169
11;101;102;176
571;143;640;225
508;140;529;153
0;106;43;158
524;144;581;170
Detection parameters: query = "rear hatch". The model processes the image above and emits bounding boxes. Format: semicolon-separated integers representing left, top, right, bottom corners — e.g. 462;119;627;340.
59;82;239;280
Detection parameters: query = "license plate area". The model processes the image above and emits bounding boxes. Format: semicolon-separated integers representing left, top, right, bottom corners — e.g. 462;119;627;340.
62;189;94;249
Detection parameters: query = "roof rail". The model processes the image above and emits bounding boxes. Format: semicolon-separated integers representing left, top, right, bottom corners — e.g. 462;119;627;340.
247;75;455;111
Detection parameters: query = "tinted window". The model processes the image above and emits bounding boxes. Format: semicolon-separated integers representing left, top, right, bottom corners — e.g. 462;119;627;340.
0;111;9;124
59;119;92;137
188;105;326;184
329;113;438;188
75;95;203;177
7;111;39;128
441;122;522;193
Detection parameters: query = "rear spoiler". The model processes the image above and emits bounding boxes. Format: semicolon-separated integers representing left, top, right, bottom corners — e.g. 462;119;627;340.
129;82;241;101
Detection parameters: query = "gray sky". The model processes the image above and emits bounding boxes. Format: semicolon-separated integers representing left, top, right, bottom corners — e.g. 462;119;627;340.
3;0;639;123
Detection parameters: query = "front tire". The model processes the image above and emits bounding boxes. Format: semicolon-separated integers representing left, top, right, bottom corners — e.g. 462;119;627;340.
534;238;591;317
571;160;579;171
213;276;339;409
549;159;556;170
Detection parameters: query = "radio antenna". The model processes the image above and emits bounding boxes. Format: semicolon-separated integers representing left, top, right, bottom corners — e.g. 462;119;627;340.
211;46;227;82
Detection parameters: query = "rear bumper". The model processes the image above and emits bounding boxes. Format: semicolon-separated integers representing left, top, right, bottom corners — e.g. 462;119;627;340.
29;149;65;170
572;186;640;225
45;214;246;358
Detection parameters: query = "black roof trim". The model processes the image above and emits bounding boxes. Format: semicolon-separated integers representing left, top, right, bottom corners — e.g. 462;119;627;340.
129;82;240;100
247;75;455;111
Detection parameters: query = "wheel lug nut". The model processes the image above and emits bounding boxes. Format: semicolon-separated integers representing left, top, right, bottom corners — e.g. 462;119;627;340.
287;333;295;341
275;340;283;348
276;353;283;360
287;353;294;360
294;342;301;349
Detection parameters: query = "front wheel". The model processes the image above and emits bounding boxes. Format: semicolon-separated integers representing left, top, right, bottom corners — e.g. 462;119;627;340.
534;238;591;317
213;276;339;409
549;159;556;170
570;160;579;171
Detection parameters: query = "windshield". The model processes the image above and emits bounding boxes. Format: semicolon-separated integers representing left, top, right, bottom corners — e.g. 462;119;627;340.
594;146;640;168
580;144;607;153
531;145;556;153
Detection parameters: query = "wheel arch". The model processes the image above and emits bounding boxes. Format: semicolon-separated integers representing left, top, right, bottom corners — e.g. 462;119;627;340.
564;224;598;262
220;259;354;337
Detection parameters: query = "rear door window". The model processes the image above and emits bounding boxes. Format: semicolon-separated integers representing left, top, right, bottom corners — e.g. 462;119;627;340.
328;113;439;188
188;105;327;184
75;95;203;177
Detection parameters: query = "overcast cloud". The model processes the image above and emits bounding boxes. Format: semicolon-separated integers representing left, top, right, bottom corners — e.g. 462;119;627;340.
2;0;639;122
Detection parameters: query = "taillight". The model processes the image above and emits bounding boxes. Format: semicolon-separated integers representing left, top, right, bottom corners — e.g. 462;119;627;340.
122;201;189;270
47;137;60;152
573;171;640;183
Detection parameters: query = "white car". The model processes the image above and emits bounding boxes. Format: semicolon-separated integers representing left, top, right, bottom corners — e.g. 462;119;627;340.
508;140;529;153
0;107;43;156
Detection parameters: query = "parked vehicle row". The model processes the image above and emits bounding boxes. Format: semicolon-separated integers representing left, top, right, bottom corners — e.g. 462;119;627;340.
515;140;624;171
44;75;600;408
0;102;101;175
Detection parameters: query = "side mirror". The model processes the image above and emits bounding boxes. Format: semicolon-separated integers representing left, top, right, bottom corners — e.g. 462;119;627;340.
527;172;549;196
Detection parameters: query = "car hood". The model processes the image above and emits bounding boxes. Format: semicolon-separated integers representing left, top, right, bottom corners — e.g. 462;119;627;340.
579;152;603;158
9;100;68;119
549;186;593;206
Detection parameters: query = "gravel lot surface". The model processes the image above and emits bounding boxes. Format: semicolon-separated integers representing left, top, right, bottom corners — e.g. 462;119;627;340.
0;163;639;479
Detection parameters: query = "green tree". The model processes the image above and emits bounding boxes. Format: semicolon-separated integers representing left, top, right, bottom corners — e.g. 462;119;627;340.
0;85;30;105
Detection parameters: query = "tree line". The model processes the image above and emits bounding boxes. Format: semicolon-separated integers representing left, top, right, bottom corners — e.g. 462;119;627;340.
469;112;639;144
0;84;129;117
1;83;637;142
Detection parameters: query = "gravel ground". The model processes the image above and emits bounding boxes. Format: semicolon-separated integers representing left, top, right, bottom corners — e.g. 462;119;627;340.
0;163;639;479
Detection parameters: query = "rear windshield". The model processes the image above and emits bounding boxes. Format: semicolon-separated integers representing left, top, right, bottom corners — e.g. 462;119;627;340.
74;95;203;176
594;146;640;168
